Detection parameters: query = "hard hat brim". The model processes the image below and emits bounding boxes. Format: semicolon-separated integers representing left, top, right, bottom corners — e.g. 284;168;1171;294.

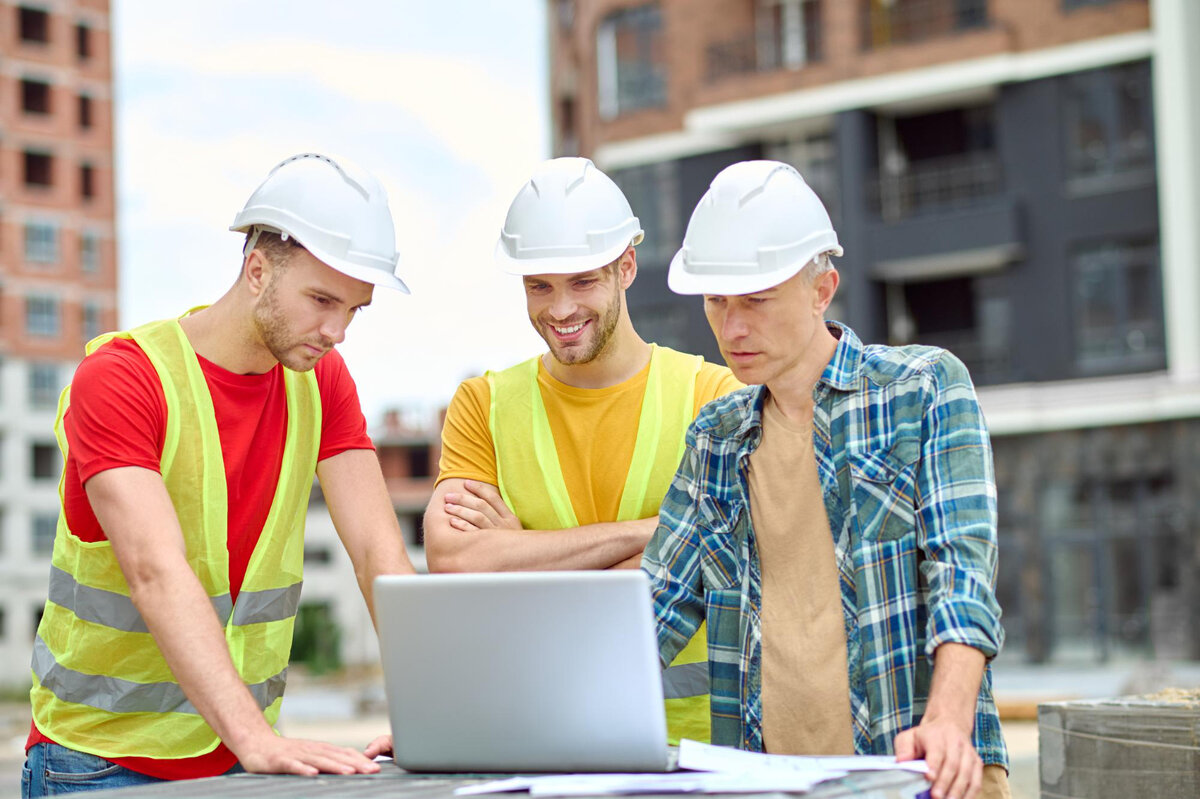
231;222;410;293
667;244;843;296
493;236;637;277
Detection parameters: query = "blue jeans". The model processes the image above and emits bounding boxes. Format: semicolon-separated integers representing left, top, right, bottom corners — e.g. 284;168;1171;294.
22;743;164;796
22;743;245;796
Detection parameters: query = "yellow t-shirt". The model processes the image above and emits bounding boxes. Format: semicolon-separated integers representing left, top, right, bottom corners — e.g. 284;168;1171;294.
438;354;742;527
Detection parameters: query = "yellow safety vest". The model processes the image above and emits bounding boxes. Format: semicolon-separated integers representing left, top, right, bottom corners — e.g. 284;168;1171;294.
30;317;320;759
487;344;711;745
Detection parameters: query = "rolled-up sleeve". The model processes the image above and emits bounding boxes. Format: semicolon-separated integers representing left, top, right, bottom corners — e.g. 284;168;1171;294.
915;352;1005;660
642;423;708;667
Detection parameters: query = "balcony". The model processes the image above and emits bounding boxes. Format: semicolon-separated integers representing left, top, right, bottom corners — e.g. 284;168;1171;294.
870;151;1003;222
861;0;989;50
706;2;823;83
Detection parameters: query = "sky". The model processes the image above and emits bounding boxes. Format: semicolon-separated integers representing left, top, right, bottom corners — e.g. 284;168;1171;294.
113;1;551;426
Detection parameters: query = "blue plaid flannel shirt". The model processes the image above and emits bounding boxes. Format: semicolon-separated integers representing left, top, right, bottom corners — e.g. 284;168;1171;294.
644;322;1007;766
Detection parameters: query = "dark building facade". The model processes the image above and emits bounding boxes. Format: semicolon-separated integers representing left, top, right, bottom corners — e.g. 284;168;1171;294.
549;0;1200;664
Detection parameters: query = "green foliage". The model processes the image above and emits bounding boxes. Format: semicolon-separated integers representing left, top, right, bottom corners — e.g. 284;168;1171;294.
289;602;343;675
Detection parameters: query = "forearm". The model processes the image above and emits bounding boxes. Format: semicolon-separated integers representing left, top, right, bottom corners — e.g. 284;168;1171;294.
426;515;655;573
923;642;986;735
127;558;275;753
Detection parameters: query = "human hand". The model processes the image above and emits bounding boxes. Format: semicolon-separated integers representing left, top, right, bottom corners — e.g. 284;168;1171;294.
236;733;382;776
444;480;522;531
894;716;982;799
364;734;393;759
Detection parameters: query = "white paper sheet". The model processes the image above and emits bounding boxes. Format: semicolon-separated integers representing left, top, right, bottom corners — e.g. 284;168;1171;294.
677;739;930;776
453;771;835;797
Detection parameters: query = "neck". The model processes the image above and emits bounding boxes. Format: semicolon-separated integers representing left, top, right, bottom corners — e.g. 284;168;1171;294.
764;321;839;425
542;318;650;389
177;288;277;375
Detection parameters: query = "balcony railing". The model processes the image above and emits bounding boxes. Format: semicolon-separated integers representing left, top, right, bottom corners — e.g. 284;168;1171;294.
706;4;823;83
870;151;1003;221
862;0;989;50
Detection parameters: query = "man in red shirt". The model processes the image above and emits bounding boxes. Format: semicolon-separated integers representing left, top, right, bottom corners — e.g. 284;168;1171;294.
23;153;417;796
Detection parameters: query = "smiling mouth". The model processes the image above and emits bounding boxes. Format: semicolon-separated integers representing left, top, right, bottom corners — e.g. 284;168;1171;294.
548;320;590;341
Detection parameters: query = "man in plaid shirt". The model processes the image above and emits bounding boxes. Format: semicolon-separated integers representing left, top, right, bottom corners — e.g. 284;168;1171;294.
645;161;1009;799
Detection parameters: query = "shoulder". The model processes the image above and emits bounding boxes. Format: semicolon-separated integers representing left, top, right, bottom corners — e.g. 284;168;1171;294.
694;360;743;403
859;343;971;390
449;375;491;414
74;337;157;391
692;385;761;438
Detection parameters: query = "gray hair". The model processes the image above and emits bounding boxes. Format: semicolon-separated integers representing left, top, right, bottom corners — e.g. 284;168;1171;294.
799;251;836;283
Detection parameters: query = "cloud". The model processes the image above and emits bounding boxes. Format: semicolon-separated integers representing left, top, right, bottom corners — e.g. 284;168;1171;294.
115;10;552;418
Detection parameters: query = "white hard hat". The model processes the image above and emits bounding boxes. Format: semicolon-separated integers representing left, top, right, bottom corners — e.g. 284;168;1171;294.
495;157;644;275
668;160;842;296
231;153;409;293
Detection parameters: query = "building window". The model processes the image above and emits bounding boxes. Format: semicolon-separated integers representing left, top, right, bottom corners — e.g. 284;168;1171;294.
80;163;95;199
19;6;50;44
24;222;59;263
24;151;54;187
29;362;61;407
862;0;988;49
21;78;51;114
33;513;58;555
881;273;1012;385
1073;238;1164;374
81;231;101;273
610;160;680;269
707;0;822;82
1065;61;1154;184
75;22;91;59
31;443;59;481
25;294;60;338
596;4;666;120
78;94;93;129
872;103;1001;221
82;302;102;341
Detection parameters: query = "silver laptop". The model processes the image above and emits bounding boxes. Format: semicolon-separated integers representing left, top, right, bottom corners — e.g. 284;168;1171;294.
374;570;670;773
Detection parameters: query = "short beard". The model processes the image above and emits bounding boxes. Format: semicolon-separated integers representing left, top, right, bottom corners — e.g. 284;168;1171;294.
542;276;622;366
253;275;329;372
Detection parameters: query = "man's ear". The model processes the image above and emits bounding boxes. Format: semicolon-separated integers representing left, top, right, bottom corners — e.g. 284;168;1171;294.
243;249;270;296
814;268;840;315
617;245;638;290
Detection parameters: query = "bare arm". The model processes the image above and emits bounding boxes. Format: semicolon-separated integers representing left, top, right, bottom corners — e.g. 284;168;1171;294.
423;477;655;573
317;449;417;626
894;642;986;799
88;467;378;776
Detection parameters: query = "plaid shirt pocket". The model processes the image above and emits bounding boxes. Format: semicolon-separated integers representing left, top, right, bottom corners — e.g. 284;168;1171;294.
850;446;918;542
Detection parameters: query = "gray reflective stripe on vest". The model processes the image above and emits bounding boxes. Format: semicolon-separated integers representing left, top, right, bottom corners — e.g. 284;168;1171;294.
231;583;302;626
47;566;299;631
33;635;287;714
662;661;708;699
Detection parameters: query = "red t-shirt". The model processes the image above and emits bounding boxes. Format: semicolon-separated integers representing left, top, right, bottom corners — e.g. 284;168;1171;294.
28;337;374;779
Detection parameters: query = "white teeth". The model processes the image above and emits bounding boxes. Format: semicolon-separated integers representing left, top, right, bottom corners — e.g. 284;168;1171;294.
553;322;585;335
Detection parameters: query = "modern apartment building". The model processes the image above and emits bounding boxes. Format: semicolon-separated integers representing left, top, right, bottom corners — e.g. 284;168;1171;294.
549;0;1200;663
0;0;116;687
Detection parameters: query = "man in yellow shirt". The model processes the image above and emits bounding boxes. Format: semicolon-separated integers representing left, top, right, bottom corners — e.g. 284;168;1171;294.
425;157;741;743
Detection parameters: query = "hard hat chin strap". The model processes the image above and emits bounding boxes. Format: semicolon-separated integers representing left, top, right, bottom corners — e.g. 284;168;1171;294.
242;225;290;259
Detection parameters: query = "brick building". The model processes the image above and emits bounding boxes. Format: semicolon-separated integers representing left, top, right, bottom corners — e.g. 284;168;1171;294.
0;0;116;686
548;0;1200;663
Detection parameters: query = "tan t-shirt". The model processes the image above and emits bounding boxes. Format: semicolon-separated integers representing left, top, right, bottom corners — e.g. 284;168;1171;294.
749;395;855;755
